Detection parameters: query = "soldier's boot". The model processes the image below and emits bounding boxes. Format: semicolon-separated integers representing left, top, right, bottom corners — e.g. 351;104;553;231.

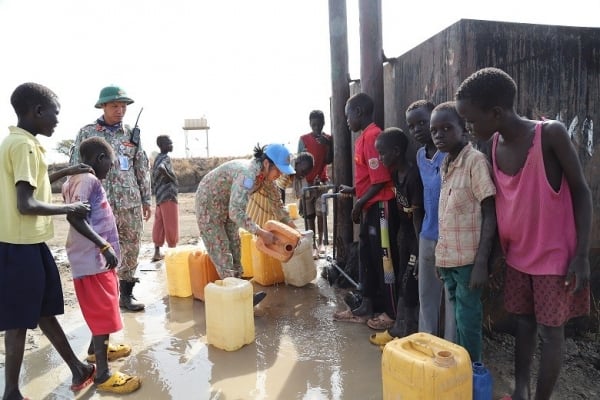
253;291;267;306
119;280;145;312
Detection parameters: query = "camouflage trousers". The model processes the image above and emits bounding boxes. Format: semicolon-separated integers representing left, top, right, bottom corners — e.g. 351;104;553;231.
114;206;143;281
198;218;242;279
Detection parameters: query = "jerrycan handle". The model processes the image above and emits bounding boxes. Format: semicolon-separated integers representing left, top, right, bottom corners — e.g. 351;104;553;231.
408;339;456;368
408;339;435;357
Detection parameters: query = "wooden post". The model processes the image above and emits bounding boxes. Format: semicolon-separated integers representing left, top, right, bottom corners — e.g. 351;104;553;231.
328;0;354;252
358;0;384;128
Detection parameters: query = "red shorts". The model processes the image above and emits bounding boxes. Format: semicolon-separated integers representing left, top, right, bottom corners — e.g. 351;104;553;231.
74;269;122;335
503;264;590;327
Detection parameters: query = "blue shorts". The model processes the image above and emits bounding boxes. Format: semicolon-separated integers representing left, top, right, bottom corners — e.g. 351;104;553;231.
0;242;64;330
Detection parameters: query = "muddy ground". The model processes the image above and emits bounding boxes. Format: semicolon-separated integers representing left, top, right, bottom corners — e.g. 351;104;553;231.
1;191;599;399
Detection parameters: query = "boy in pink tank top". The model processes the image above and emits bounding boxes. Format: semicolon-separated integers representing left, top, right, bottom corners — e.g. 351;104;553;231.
456;67;592;400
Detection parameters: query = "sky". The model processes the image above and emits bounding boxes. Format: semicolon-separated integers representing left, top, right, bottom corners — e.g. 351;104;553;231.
1;0;599;162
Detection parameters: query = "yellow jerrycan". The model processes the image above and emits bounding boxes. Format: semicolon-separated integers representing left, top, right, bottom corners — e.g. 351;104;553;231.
251;236;284;286
382;332;472;399
239;228;254;278
164;246;195;297
286;202;300;219
188;250;220;301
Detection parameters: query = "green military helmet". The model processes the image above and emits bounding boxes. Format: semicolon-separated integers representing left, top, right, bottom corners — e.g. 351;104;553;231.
95;85;134;108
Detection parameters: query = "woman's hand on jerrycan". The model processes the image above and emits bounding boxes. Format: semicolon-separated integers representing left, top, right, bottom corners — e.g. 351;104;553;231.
257;228;278;246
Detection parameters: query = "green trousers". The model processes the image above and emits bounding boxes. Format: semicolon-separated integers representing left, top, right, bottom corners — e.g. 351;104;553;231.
438;264;483;362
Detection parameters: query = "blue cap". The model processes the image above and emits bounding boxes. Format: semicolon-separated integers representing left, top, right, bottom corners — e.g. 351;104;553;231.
264;144;295;175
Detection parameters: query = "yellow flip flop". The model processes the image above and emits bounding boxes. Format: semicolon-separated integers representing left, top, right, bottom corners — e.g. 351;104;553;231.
96;371;141;394
86;343;132;363
369;330;396;346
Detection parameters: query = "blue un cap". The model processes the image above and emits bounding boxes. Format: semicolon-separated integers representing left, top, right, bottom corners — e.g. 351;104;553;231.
264;144;295;175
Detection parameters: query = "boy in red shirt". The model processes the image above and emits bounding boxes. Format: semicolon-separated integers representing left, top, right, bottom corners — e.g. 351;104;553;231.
334;93;399;328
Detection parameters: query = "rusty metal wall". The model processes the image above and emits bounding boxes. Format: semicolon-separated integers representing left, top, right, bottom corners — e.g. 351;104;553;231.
383;19;600;250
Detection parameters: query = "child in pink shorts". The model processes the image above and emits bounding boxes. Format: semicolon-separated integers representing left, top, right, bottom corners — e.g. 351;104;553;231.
456;67;592;400
63;137;141;394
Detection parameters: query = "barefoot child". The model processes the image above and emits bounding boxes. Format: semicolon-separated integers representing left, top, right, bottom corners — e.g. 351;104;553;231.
456;67;592;400
0;82;96;399
431;101;497;363
62;137;141;394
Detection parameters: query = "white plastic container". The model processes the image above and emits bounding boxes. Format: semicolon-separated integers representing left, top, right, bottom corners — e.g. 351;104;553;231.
282;230;316;287
205;277;255;351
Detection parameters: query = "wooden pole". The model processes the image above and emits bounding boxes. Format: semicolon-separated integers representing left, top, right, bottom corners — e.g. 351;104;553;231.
358;0;384;128
328;0;354;251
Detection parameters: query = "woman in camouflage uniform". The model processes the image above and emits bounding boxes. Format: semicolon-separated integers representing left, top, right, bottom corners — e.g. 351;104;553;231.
195;144;295;304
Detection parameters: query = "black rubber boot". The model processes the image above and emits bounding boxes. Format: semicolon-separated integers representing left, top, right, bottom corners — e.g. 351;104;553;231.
253;291;267;306
119;280;145;312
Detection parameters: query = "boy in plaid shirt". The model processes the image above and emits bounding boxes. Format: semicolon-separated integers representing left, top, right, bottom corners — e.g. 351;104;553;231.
431;102;496;362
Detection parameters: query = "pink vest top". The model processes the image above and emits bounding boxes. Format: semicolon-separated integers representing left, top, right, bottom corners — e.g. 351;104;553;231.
492;122;576;275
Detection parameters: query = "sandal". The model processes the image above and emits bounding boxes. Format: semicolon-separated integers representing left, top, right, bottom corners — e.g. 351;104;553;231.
333;309;368;324
367;313;395;330
86;343;132;363
95;371;141;394
312;248;319;260
369;330;396;346
71;363;96;391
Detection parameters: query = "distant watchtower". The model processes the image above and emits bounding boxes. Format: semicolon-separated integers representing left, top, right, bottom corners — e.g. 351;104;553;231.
182;117;210;158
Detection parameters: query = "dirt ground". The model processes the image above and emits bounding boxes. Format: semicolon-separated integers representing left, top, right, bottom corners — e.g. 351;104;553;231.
15;192;600;398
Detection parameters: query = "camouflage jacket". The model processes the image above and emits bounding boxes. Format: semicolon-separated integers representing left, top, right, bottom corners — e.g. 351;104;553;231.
70;121;151;209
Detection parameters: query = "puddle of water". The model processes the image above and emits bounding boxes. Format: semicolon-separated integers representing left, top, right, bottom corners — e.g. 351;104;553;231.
0;249;383;400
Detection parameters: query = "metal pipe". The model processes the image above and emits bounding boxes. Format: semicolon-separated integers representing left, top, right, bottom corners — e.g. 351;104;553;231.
320;192;341;219
302;185;336;245
320;191;345;246
325;255;360;289
302;184;336;197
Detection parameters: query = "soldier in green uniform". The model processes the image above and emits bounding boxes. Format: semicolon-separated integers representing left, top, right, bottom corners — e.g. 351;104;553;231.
70;86;151;312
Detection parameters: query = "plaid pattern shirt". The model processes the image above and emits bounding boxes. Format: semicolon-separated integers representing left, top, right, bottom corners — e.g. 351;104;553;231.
435;143;496;268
